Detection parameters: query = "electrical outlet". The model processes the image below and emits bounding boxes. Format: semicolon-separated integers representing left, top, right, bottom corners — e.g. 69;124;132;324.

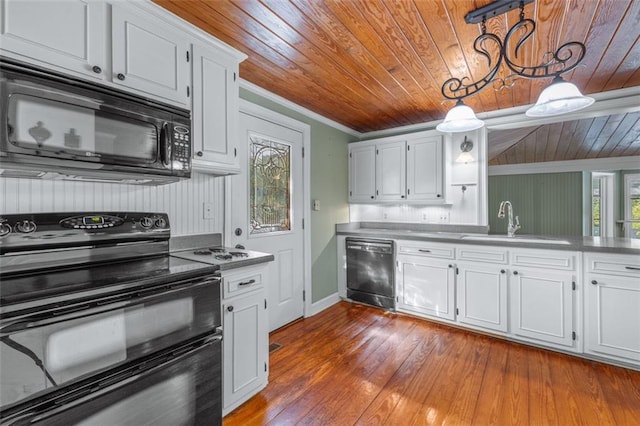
422;213;427;221
383;213;388;220
439;212;450;223
203;202;215;220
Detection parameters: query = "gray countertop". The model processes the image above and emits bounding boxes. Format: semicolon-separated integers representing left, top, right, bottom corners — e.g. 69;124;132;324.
336;222;640;254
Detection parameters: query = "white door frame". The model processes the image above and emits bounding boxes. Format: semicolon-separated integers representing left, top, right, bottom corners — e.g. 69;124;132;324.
225;99;312;319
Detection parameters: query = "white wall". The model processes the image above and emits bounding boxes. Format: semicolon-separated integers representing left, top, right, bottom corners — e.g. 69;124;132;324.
0;172;224;236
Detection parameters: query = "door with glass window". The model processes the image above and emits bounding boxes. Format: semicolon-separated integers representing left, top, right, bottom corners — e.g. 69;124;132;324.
228;109;305;332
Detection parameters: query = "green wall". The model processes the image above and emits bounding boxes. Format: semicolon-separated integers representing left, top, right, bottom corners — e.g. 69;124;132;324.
240;88;352;303
488;172;583;236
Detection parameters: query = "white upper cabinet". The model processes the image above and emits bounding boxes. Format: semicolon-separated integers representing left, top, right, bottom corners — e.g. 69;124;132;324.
191;43;240;174
348;143;376;202
348;132;445;204
375;141;406;201
1;1;192;107
0;0;107;81
111;3;190;106
406;136;443;201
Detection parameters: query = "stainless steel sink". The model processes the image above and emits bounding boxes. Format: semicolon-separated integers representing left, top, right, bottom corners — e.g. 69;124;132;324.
461;235;571;245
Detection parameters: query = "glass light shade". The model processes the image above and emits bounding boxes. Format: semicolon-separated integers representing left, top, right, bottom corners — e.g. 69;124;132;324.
526;79;595;117
456;137;474;163
436;102;485;133
456;151;474;163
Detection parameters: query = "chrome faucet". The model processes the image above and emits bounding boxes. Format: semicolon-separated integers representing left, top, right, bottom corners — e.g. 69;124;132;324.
498;201;520;237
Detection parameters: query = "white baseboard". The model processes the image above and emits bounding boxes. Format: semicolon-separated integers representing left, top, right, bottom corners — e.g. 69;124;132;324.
307;293;341;317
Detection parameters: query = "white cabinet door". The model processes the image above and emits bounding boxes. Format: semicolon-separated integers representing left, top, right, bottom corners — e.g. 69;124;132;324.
457;263;508;333
376;141;406;201
111;3;190;106
223;289;268;415
510;268;575;348
192;43;240;174
585;273;640;363
406;136;443;201
397;255;456;320
0;0;107;80
349;143;376;202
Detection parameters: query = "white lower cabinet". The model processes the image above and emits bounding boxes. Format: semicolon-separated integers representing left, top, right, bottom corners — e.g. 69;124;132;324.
222;265;269;416
509;268;576;348
584;253;640;365
456;263;508;333
397;254;456;321
509;248;578;350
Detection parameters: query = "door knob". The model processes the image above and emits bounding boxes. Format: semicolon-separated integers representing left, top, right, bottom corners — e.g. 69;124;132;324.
117;73;126;81
92;65;102;74
227;306;234;312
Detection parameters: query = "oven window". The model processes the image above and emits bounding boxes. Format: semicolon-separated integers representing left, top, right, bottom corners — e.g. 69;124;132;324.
0;282;217;408
8;94;158;162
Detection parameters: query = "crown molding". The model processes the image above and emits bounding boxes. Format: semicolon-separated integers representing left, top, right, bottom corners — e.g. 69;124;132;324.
239;79;362;138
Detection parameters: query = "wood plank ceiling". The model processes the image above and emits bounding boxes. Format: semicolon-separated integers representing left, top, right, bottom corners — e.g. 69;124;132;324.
489;112;640;165
155;0;639;134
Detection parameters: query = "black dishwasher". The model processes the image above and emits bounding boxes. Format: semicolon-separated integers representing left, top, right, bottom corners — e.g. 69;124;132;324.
346;238;395;310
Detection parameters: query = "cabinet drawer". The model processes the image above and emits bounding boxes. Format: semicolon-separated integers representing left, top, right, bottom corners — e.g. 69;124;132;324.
223;266;265;298
457;245;508;264
397;241;455;259
511;248;576;271
585;252;640;277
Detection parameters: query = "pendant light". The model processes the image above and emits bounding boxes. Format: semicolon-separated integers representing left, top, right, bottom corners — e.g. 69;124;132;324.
525;76;595;117
437;0;593;133
436;100;484;133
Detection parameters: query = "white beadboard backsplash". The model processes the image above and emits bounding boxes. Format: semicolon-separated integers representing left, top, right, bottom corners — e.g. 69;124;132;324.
0;172;224;236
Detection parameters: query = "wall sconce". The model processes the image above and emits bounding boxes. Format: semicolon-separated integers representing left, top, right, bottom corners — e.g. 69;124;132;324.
437;0;594;133
456;136;474;163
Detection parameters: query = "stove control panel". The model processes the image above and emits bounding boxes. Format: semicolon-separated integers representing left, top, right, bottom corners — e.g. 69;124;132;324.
0;212;171;244
60;214;125;230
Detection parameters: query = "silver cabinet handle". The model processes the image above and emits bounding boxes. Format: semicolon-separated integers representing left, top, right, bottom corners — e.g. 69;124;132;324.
418;249;431;253
591;280;598;285
92;65;102;74
625;266;640;271
238;279;256;286
117;73;126;80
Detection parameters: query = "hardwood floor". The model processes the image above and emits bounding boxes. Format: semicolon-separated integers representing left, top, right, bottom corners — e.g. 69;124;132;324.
223;302;640;425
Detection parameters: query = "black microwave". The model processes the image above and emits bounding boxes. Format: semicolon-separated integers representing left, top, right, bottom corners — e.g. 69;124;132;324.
0;58;191;185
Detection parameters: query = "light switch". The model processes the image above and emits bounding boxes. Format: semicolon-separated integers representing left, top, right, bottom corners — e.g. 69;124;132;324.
313;199;320;211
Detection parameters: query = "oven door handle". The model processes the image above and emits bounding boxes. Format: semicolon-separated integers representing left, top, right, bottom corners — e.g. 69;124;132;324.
4;333;221;425
0;277;219;335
